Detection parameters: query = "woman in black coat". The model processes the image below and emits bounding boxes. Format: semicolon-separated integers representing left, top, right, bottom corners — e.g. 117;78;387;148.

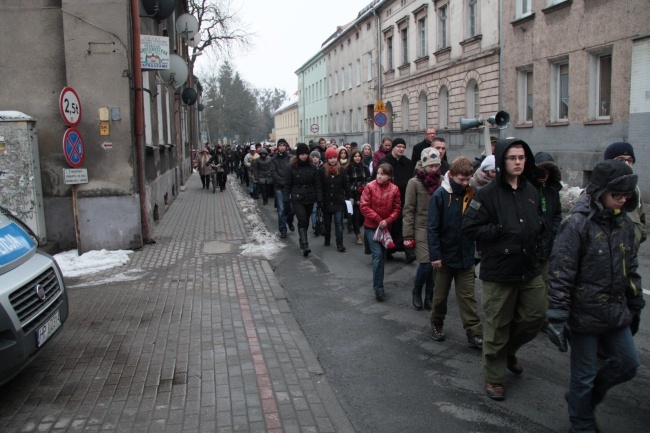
284;143;322;257
320;147;351;252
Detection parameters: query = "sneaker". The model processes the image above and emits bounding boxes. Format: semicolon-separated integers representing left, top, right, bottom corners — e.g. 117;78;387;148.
507;356;523;375
375;290;385;302
287;222;295;232
431;322;445;341
485;381;505;401
466;330;483;349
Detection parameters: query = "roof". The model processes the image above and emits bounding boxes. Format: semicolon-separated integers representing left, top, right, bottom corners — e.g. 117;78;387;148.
274;93;299;115
0;111;33;121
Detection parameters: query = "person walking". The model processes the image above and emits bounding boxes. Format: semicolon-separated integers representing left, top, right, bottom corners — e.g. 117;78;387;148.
270;139;295;238
347;149;371;246
207;145;229;192
403;148;441;310
361;143;373;170
546;159;644;433
320;147;351;252
195;147;211;190
428;156;483;349
254;148;273;204
360;163;402;302
284;143;322;257
462;138;547;401
244;144;258;199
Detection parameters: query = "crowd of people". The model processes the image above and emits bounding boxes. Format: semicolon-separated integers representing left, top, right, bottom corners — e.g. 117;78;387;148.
197;132;645;433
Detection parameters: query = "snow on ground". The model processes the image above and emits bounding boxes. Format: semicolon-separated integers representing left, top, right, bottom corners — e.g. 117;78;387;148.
66;269;147;288
54;249;134;278
560;185;584;213
229;178;285;259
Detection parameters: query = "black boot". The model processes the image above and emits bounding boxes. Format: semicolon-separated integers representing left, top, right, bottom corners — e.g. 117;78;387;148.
336;240;346;252
424;287;433;310
299;228;311;256
324;234;331;247
412;287;423;310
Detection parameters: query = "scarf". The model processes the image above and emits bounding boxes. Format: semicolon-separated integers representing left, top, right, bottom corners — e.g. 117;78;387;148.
415;170;441;195
328;164;339;175
339;158;348;165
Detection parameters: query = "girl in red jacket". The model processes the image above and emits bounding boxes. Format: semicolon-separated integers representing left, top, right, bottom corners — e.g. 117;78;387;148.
360;163;402;301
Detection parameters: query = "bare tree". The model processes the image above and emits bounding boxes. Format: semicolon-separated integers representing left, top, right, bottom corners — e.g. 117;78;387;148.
188;0;250;67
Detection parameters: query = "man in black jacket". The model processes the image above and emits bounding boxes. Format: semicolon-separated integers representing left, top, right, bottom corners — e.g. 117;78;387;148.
411;127;436;164
462;138;546;401
270;139;295;237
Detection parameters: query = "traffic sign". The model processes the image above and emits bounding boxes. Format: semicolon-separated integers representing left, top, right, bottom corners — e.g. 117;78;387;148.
100;122;109;136
310;123;319;134
59;87;82;127
101;142;113;150
62;128;85;168
374;112;387;127
374;99;386;113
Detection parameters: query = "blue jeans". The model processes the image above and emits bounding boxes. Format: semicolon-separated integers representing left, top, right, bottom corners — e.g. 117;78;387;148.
274;189;294;234
365;228;385;292
249;181;258;198
414;262;434;291
324;210;344;241
568;328;639;432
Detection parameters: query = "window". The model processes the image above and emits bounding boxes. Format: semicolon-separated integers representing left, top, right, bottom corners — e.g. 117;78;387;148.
417;18;426;58
358;107;362;132
349;110;353;132
518;69;534;123
517;0;532;18
439;86;449;128
341;67;345;91
438;5;448;49
401;27;409;64
418;92;427;129
467;0;478;38
356;59;361;85
401;94;410;130
156;84;164;144
336;112;340;132
334;71;339;94
328;75;332;96
387;37;394;70
367;53;373;81
349;63;353;89
589;53;612;119
550;61;569;121
143;72;152;144
342;111;346;132
466;80;480;118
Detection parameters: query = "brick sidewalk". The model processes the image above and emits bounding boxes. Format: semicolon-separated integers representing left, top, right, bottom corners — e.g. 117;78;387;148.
0;174;354;433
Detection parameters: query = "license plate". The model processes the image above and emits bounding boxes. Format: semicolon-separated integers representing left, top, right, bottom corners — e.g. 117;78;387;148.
36;311;61;347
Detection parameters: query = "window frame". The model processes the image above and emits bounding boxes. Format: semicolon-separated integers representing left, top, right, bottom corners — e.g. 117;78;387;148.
367;52;373;82
589;52;612;120
401;94;410;131
401;27;409;65
438;4;449;50
517;68;534;124
550;60;570;122
417;17;426;59
439;86;449;129
467;0;478;38
387;36;394;70
516;0;532;18
466;80;480;119
418;91;427;130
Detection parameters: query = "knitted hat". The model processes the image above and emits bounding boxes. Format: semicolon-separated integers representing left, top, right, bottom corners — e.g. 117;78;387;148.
250;144;256;151
258;148;268;155
586;159;638;211
325;148;338;159
604;142;635;163
420;148;441;167
480;155;496;172
534;152;554;164
391;137;407;149
296;142;310;156
277;138;288;147
309;150;321;159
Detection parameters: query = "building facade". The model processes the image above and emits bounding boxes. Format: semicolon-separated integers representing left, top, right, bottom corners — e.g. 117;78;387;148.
295;52;328;144
273;93;300;148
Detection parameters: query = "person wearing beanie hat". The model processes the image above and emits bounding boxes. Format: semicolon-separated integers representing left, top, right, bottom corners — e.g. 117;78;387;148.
470;155;497;191
253;147;273;204
277;138;289;147
374;136;415;261
324;147;338;160
320;145;351;252
285;142;323;256
244;144;259;199
462;138;547;401
604;141;645;248
547;159;644;433
270;138;295;237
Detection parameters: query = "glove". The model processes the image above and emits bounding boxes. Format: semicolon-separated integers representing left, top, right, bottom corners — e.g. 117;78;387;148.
403;239;415;249
630;311;640;336
545;321;570;352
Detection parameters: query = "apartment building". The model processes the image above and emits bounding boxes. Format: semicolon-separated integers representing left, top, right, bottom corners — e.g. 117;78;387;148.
273;93;300;148
295;52;328;144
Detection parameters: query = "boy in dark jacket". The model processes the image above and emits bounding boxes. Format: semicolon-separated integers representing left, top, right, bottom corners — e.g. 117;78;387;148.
428;157;483;349
546;159;644;433
462;138;546;401
270;139;295;237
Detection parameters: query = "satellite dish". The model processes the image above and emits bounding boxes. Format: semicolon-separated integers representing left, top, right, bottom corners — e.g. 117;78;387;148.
158;54;188;88
141;0;175;20
187;33;202;48
176;13;199;40
181;88;197;106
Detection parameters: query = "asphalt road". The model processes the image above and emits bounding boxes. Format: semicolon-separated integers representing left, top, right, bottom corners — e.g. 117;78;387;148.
257;196;649;433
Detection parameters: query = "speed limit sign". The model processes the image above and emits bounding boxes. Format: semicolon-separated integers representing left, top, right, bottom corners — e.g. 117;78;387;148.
59;87;82;127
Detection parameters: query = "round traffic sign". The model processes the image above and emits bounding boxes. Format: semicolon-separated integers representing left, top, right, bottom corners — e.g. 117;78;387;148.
59;87;82;127
62;128;85;168
310;123;319;134
374;112;388;128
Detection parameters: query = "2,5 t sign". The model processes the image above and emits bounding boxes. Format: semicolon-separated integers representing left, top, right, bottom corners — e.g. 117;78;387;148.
59;87;82;127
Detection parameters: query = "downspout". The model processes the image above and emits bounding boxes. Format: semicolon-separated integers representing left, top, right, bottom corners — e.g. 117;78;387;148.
498;0;503;130
373;7;382;149
130;0;152;242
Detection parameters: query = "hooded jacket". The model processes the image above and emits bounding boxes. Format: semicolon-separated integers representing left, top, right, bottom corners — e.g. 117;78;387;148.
270;150;292;190
548;161;644;333
403;162;440;263
320;163;351;213
283;156;323;204
462;139;544;282
360;180;401;230
534;152;563;260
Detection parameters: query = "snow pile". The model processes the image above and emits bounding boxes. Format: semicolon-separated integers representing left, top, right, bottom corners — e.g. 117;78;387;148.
54;249;134;278
560;185;584;213
67;268;147;288
230;180;284;259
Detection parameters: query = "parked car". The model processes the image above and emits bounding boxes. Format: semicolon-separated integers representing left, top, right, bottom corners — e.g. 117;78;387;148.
0;209;69;386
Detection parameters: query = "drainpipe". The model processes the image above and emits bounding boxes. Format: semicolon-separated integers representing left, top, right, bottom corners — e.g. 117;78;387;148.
130;0;151;242
498;0;503;137
373;7;382;149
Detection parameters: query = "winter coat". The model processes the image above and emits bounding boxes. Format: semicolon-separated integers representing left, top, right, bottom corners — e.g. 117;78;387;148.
360;180;401;229
410;139;431;166
372;148;389;169
254;155;273;184
462;139;544;282
270;151;292;190
347;162;371;203
196;152;211;176
320;164;351;213
469;168;493;190
207;152;229;174
536;155;563;261
548;194;645;334
283;157;323;204
428;173;476;269
375;153;415;207
402;169;436;263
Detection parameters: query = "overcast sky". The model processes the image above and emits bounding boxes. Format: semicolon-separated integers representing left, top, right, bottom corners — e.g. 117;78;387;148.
194;0;374;96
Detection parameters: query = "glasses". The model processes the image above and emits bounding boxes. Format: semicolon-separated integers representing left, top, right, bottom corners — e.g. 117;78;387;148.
505;155;526;162
614;156;634;164
610;192;633;200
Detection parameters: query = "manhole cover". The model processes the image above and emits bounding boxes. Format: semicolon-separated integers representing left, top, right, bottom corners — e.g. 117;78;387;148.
203;241;234;254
